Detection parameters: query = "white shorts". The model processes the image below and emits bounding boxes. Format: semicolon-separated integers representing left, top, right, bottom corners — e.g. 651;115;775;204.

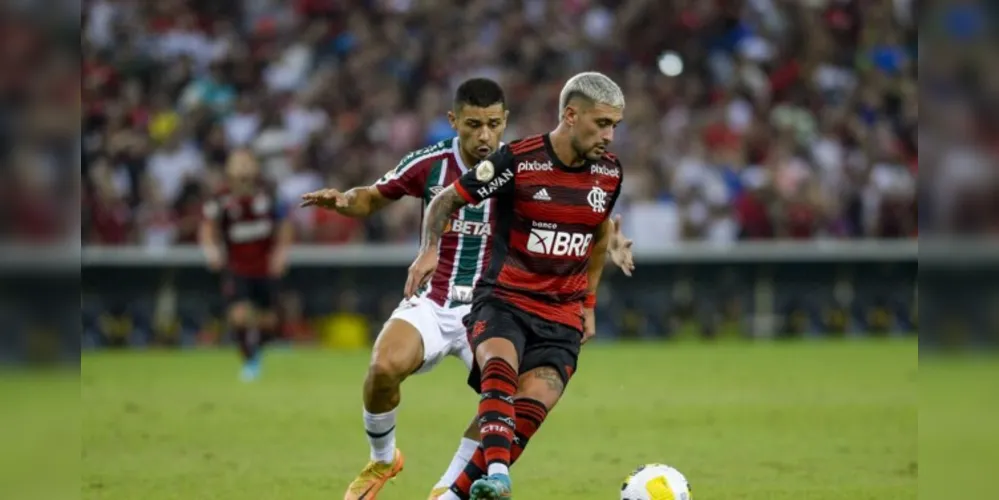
387;296;474;374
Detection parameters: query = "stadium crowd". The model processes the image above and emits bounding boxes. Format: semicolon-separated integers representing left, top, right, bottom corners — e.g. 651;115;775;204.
79;0;938;249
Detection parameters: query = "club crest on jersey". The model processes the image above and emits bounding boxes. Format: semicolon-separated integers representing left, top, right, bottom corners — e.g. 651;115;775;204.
475;160;495;182
587;186;608;213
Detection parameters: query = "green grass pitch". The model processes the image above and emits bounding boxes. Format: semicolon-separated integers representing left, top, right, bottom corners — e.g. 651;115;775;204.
82;339;916;499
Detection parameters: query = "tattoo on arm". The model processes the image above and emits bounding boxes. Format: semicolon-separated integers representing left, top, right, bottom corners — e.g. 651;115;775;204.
530;366;566;395
420;185;467;251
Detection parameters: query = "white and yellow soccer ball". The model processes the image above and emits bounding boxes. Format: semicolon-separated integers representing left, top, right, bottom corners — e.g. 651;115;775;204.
620;464;692;500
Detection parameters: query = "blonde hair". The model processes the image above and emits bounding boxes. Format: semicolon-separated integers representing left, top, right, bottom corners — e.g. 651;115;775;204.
558;71;625;121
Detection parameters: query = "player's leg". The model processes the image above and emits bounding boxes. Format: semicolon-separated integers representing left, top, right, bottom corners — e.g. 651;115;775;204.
343;318;421;499
251;278;282;353
470;318;521;487
223;274;262;380
228;299;262;381
463;317;580;500
223;274;251;357
443;365;568;500
345;298;450;500
463;303;527;499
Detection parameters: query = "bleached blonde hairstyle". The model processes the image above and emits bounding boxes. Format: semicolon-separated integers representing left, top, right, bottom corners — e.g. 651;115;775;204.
557;71;625;121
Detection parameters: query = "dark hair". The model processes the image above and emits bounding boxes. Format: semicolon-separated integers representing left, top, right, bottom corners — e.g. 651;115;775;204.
454;78;506;110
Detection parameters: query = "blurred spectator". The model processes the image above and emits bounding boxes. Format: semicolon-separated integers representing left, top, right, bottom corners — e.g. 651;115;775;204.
77;0;940;246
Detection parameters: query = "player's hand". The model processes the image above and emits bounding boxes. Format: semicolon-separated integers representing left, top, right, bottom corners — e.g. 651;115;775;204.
268;254;288;278
582;307;596;344
608;214;635;277
404;247;438;299
205;248;224;272
300;188;349;210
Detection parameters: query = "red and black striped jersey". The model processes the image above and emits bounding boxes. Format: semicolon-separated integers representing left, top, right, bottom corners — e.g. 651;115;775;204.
454;134;623;331
203;184;288;277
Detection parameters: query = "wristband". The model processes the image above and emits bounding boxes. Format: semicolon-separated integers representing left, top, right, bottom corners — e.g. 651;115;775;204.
584;292;597;309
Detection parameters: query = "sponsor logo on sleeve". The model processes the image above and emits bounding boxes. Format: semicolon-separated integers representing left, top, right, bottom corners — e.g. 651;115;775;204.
475;169;514;199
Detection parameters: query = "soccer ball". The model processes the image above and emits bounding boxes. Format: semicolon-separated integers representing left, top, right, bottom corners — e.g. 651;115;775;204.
620;464;692;500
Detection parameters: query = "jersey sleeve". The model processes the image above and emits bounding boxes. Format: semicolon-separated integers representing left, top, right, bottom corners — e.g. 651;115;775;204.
374;151;434;200
607;157;624;214
454;145;516;205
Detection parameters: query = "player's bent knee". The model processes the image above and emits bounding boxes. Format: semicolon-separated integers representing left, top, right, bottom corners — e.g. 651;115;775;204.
228;303;253;328
368;319;425;385
515;366;566;410
474;337;519;370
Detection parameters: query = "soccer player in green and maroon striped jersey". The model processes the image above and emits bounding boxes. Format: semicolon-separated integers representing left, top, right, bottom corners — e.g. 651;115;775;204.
302;78;511;500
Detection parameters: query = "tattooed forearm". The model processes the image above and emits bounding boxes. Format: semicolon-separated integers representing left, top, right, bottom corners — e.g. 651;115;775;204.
420;185;468;251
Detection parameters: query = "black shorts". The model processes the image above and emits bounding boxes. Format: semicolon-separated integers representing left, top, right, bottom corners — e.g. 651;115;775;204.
223;273;278;310
464;297;582;392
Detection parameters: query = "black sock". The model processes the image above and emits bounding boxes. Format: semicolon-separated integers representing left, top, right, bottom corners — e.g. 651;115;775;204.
233;327;259;361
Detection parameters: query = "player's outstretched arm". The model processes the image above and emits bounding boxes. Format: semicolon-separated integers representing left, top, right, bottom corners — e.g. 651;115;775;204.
403;185;468;298
269;216;295;277
299;185;393;218
199;202;224;272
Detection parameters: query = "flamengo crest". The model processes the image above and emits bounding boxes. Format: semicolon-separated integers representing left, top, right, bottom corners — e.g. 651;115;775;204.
587;186;607;213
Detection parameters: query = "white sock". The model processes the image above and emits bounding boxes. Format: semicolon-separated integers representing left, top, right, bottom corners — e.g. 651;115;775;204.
363;408;397;463
439;491;461;500
487;463;509;477
434;438;479;488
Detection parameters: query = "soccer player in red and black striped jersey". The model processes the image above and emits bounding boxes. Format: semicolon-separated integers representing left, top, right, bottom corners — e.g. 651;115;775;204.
200;150;293;381
405;72;630;500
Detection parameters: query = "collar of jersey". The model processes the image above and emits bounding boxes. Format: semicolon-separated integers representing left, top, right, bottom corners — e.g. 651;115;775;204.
542;133;591;173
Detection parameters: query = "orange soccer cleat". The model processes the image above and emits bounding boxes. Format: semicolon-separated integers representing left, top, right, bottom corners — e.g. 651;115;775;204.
343;449;405;500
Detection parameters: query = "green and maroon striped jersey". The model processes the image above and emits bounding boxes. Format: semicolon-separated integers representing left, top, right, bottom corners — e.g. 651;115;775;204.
375;137;496;307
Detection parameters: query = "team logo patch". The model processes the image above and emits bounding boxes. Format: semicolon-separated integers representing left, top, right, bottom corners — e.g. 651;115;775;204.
470;320;488;340
587;186;608;213
475;160;495;182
